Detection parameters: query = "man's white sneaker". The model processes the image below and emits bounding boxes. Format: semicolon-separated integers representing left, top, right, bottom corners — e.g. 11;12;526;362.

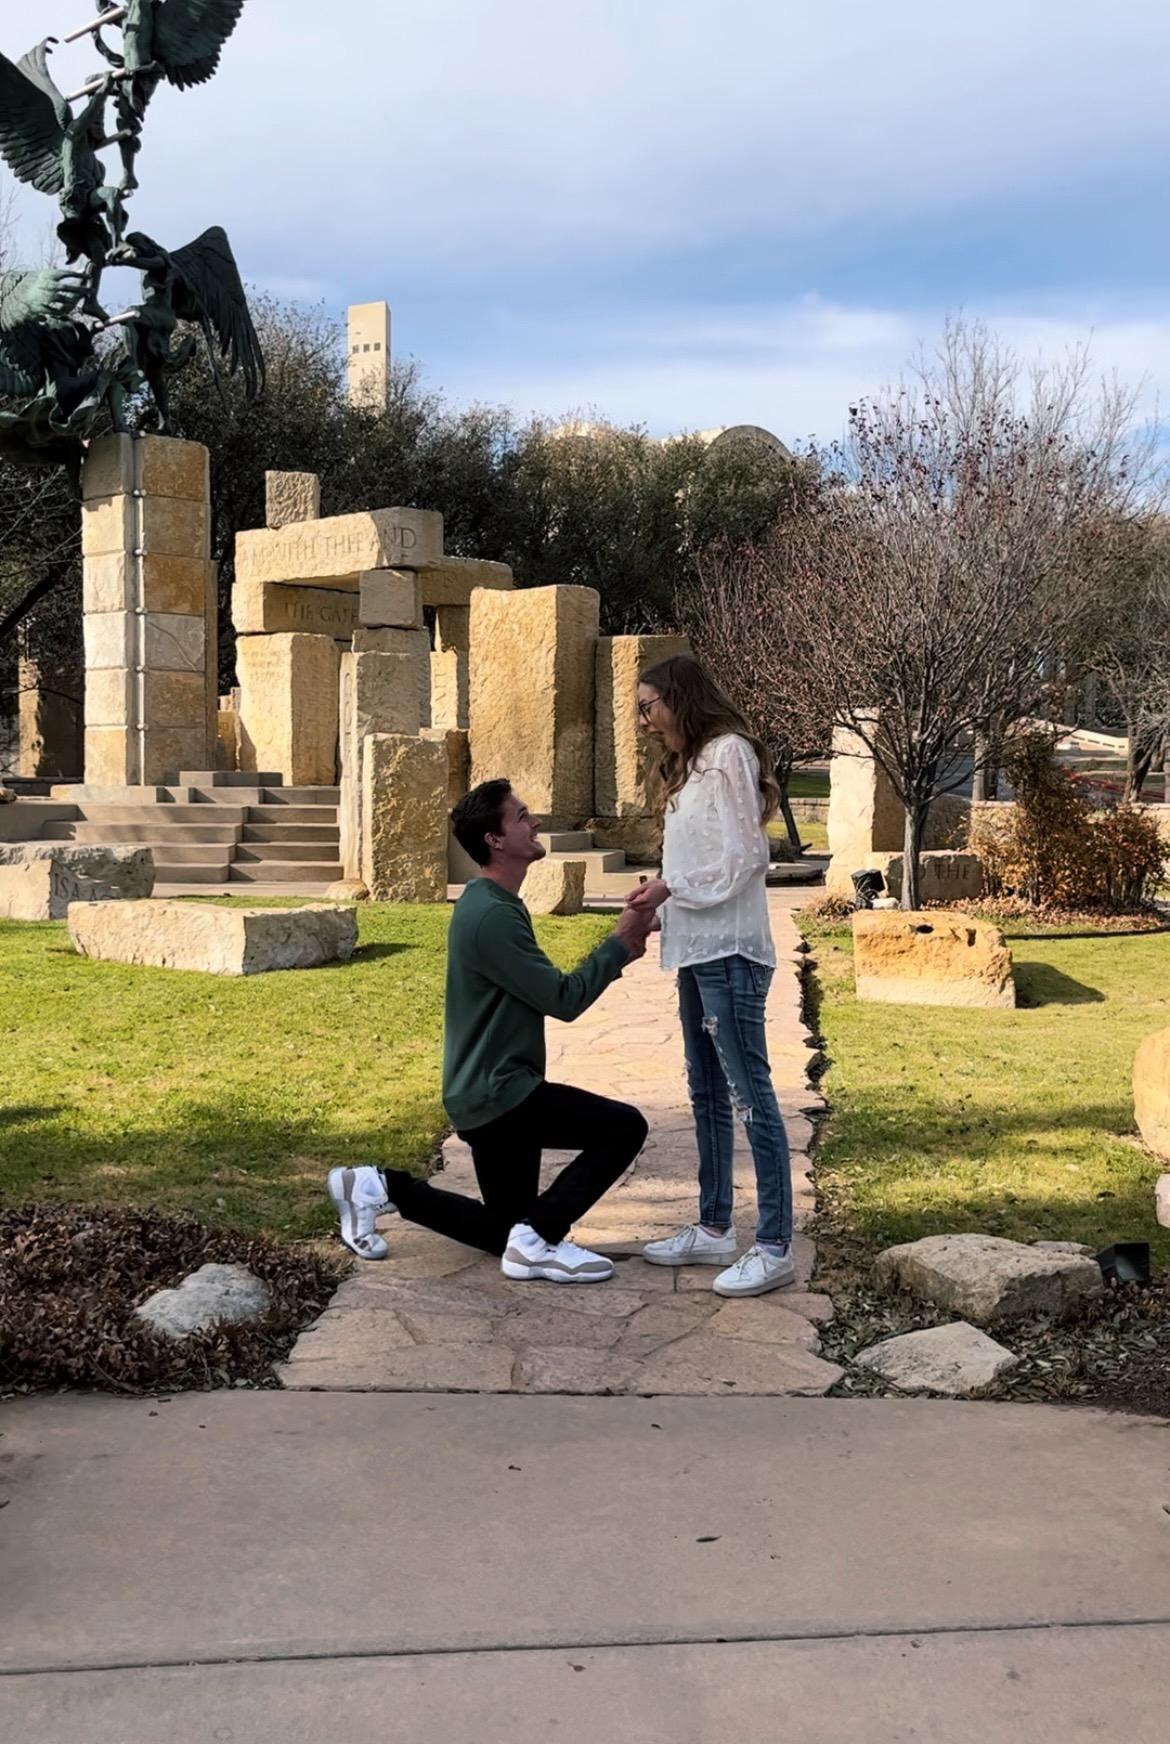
643;1224;738;1267
501;1223;614;1284
712;1244;796;1297
327;1166;394;1260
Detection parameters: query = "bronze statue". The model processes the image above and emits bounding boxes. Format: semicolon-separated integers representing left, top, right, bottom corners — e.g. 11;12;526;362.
0;1;260;483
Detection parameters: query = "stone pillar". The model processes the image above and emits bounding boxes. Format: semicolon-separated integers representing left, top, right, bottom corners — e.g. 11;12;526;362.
338;651;421;879
469;585;600;822
431;605;470;732
356;571;430;726
236;633;340;785
81;435;215;785
590;632;688;862
422;725;476;883
18;655;83;778
361;733;448;902
825;719;905;898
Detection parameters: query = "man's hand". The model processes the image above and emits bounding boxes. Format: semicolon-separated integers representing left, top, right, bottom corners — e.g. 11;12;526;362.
615;904;655;961
625;876;670;913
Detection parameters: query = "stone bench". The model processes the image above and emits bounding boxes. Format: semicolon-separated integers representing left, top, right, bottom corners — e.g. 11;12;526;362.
853;910;1015;1009
68;900;358;976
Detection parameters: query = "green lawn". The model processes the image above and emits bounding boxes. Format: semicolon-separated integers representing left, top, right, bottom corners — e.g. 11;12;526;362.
0;901;614;1241
788;767;830;800
805;919;1170;1275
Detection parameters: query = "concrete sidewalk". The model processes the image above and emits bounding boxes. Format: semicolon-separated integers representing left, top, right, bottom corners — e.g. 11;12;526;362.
3;1390;1170;1739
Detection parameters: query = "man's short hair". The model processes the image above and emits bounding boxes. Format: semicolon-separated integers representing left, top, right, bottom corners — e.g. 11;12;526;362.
451;779;513;867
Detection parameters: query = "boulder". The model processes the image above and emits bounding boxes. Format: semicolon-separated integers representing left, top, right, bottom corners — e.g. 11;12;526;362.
524;857;586;916
0;857;83;921
865;850;985;904
325;879;369;902
1134;1028;1170;1160
852;910;1015;1009
134;1262;272;1340
874;1233;1103;1326
0;841;154;900
69;900;358;976
855;1322;1018;1395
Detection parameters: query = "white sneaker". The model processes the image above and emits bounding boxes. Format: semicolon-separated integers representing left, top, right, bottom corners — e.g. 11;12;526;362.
501;1223;615;1284
643;1224;738;1267
327;1166;394;1261
713;1244;796;1297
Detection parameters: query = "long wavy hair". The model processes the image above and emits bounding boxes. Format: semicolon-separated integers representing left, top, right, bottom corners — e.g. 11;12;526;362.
640;653;780;822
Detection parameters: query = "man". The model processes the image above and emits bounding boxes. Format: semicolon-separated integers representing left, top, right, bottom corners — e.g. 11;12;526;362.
328;780;653;1284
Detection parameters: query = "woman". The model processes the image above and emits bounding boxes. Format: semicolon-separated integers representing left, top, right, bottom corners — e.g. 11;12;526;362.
627;653;794;1298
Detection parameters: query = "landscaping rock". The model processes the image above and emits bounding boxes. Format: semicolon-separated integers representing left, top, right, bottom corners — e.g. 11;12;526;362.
524;856;586;915
0;841;154;900
0;857;82;921
855;1322;1018;1395
1134;1028;1170;1161
874;1233;1103;1325
853;910;1015;1009
325;878;369;902
1032;1240;1096;1257
1157;1175;1170;1231
69;899;358;976
134;1262;272;1341
865;850;984;905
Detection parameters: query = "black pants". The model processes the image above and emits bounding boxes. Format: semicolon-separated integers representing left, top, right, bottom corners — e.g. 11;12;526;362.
383;1082;648;1256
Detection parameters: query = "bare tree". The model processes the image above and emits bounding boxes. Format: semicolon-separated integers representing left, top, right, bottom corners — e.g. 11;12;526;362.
1081;516;1170;799
776;321;1141;908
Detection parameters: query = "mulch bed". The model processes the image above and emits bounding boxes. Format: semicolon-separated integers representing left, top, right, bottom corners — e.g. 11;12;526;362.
819;1266;1170;1418
0;1205;345;1396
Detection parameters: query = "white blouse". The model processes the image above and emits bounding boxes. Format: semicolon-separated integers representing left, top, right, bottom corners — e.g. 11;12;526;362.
659;733;776;972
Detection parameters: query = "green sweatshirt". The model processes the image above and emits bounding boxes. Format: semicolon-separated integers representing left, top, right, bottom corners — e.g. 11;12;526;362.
442;876;630;1132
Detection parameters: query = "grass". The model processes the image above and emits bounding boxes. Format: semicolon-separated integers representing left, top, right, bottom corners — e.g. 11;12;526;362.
768;819;828;853
0;900;614;1242
788;768;830;800
804;916;1170;1274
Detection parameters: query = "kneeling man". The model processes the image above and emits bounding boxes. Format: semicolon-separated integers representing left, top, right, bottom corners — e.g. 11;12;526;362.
329;780;652;1284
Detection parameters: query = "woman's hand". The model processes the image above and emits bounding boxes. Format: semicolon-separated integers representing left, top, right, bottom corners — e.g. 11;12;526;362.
625;877;671;912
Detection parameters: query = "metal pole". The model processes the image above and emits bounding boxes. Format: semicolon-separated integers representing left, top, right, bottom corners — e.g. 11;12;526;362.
63;7;127;44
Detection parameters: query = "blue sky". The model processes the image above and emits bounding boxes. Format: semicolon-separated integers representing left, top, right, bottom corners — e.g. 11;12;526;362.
4;0;1169;442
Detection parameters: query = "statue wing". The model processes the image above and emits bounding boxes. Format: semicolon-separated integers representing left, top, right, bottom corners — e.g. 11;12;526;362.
169;226;265;398
0;271;56;398
152;0;247;89
0;46;68;194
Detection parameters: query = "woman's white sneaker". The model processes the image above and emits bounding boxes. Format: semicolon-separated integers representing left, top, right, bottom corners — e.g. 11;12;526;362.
712;1244;796;1297
501;1223;614;1283
327;1165;394;1260
643;1224;738;1267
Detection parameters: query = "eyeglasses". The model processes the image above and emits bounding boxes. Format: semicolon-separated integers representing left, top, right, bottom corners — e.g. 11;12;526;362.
637;696;661;721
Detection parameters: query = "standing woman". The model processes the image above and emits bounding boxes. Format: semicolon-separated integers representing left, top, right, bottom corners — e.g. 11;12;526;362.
628;653;794;1297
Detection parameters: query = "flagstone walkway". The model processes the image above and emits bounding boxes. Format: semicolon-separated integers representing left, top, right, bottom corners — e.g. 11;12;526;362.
279;892;841;1396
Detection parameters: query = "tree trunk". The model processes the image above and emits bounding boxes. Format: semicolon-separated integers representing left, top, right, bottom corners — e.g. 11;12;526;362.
971;731;987;804
1126;736;1156;804
901;800;927;911
778;785;802;852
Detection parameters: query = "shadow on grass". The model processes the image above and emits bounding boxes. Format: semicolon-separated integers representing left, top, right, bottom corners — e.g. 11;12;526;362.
1014;964;1105;1007
0;1104;67;1129
352;941;415;963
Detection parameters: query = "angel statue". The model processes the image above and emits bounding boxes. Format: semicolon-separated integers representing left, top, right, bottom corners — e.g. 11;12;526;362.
84;0;246;195
105;226;264;433
0;267;128;482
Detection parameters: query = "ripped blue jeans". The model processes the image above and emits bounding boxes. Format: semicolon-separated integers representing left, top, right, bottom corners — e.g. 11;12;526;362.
678;954;793;1247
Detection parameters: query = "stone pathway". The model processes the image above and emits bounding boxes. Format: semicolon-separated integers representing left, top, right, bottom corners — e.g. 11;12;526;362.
280;892;841;1395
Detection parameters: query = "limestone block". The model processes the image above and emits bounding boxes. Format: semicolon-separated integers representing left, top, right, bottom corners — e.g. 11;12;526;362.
338;652;422;876
855;1322;1019;1395
84;553;216;616
873;1234;1102;1326
83;434;209;503
1134;1028;1170;1161
412;556;513;604
1157;1174;1170;1228
0;857;83;921
235;508;443;589
233;579;359;639
83;727;133;787
470;585;600;820
143;612;205;672
217;701;241;772
134;1262;272;1339
826;720;905;897
0;842;154;899
141;727;207;785
595;633;688;817
358;570;423;628
852;910;1015;1009
864;850;985;905
430;648;468;731
142;670;206;730
81;493;135;557
523;857;586;915
265;470;321;529
84;668;134;730
237;633;340;786
587;815;663;866
361;734;447;903
350;626;431;723
421;727;476;885
83;611;135;671
17;656;83;779
68;899;358;975
325;879;369;902
139;495;210;559
434;605;470;653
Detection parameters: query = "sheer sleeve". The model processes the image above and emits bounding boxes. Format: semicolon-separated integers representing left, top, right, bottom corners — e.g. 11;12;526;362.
666;736;770;910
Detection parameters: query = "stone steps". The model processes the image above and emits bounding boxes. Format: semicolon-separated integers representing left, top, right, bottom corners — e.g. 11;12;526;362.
241;822;340;844
229;859;342;884
244;804;332;826
136;843;236;865
233;841;341;863
153;862;231;884
258;786;340;806
539;830;593;852
178;770;282;788
66;803;249;827
42;821;243;845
